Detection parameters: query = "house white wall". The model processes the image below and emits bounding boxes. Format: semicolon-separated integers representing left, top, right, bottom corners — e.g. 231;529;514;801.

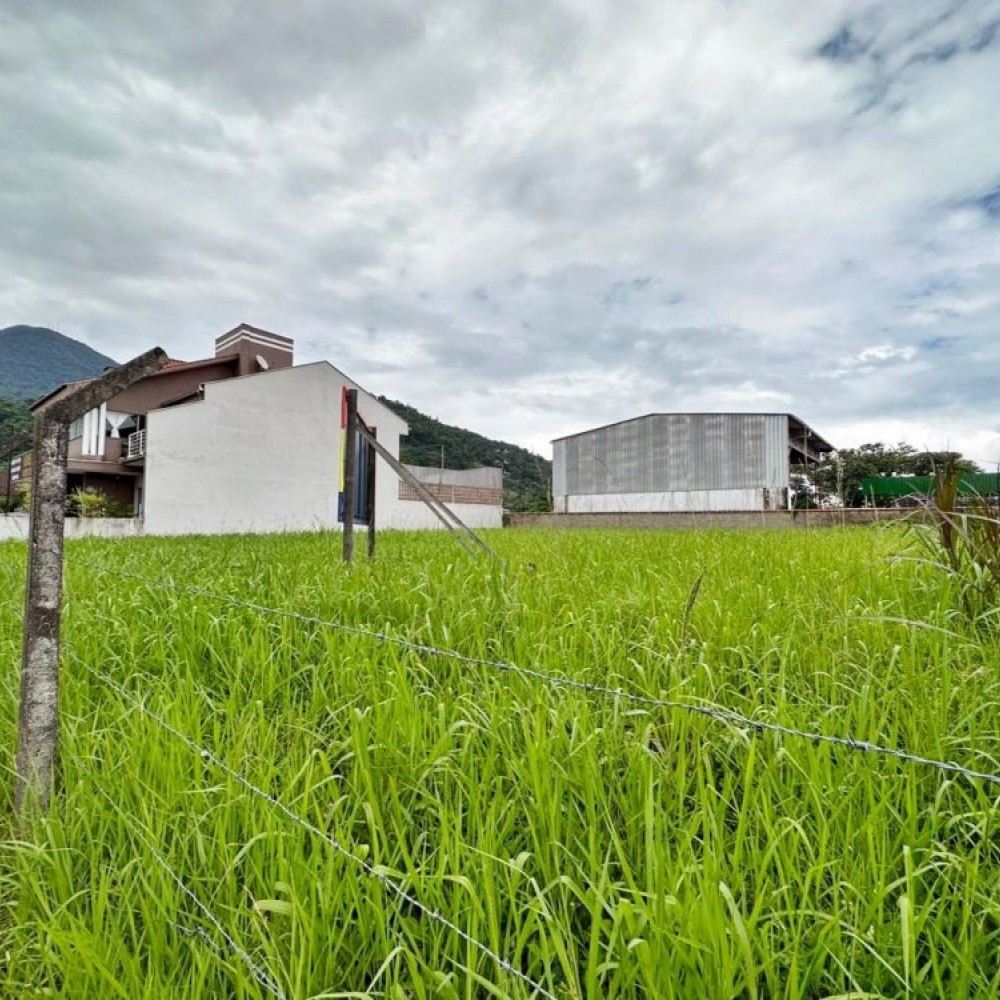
144;363;398;536
142;362;500;536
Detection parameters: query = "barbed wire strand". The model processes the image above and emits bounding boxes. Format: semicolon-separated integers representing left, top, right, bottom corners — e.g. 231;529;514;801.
74;654;558;1000
72;564;1000;790
91;783;288;1000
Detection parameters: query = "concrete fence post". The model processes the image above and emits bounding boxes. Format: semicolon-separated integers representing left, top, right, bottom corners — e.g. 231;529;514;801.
14;347;168;818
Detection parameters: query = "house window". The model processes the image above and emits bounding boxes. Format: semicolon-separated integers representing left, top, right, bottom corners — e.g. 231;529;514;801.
70;417;84;441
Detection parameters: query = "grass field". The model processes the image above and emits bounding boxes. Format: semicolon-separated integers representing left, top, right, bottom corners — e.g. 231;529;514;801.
1;526;998;998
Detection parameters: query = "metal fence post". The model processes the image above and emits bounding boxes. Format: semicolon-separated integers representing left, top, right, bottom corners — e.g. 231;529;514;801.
342;389;358;564
366;426;377;559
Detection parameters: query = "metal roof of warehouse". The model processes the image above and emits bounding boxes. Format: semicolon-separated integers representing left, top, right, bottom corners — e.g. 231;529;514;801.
551;412;835;452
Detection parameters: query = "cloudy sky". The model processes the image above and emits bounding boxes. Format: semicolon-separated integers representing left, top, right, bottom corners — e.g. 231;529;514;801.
2;1;999;463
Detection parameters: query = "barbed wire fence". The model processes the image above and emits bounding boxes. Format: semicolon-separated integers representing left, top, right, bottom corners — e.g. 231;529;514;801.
90;781;289;1000
72;559;1000;790
69;649;558;1000
8;544;1000;996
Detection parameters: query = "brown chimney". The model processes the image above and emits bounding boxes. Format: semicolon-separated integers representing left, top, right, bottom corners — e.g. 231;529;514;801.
215;323;294;376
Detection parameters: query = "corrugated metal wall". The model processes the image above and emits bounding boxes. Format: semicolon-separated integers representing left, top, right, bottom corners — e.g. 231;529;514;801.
554;414;790;496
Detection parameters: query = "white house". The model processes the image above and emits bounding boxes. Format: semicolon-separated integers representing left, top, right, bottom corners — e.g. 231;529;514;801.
18;324;503;536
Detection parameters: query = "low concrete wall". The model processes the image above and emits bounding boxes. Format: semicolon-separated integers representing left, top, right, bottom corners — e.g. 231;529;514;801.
506;509;925;531
386;501;503;530
2;510;498;541
1;514;141;542
0;513;27;542
67;518;142;539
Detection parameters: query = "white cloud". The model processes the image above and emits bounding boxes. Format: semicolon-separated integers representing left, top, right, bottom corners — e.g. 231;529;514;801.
1;0;999;466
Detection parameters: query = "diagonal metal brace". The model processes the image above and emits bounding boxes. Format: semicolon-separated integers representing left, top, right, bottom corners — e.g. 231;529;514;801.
357;423;496;560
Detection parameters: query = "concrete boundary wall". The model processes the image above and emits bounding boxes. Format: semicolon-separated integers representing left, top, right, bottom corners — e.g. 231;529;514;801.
2;510;501;541
4;508;921;543
387;501;502;530
506;509;927;531
1;515;141;542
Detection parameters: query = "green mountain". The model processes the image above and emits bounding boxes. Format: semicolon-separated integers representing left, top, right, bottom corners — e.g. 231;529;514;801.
0;325;118;401
379;397;552;512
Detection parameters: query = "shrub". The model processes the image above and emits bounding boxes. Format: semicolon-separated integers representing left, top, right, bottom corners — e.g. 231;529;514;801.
4;481;31;512
68;487;111;519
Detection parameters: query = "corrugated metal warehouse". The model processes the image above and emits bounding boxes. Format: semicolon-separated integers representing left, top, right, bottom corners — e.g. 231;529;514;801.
552;413;833;513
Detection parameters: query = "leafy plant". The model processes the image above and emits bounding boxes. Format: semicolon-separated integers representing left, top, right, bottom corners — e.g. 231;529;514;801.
925;454;1000;625
9;480;31;512
0;491;26;513
67;487;111;518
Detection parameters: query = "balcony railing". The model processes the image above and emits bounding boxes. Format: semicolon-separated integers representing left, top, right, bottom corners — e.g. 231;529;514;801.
126;429;146;460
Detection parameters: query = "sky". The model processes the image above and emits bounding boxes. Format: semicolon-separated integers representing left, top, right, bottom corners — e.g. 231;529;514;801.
2;1;999;465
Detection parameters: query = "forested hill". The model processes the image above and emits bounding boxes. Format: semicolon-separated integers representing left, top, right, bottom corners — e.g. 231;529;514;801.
379;397;552;512
0;325;117;401
0;397;31;443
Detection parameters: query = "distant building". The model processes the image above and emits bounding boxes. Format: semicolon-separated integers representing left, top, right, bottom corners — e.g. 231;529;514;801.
552;412;833;514
16;324;502;534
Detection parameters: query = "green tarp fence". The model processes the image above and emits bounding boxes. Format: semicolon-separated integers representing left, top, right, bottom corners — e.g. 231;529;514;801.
862;473;1000;498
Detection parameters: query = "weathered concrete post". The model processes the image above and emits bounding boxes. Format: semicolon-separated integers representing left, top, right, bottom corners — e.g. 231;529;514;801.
342;388;358;564
15;414;70;817
14;347;168;817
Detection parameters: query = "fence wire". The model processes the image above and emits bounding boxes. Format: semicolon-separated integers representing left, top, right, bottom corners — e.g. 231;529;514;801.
73;653;558;1000
91;783;288;1000
74;562;1000;790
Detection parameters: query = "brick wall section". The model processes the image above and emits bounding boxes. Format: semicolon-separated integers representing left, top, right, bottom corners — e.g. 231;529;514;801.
399;481;504;506
506;508;928;530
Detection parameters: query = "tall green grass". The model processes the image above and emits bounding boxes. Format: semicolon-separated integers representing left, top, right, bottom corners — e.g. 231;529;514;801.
919;455;1000;628
1;527;999;997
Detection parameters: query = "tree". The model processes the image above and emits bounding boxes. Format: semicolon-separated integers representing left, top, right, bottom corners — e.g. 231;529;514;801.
907;450;980;478
0;395;32;442
804;442;981;507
